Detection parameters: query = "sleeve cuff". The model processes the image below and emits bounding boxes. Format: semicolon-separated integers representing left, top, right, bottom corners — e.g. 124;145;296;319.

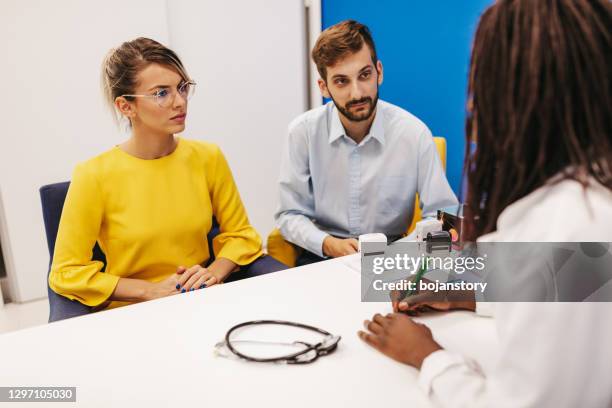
216;247;264;266
306;228;329;258
475;302;496;317
418;349;474;395
49;269;120;308
213;227;264;266
87;272;121;307
215;238;264;266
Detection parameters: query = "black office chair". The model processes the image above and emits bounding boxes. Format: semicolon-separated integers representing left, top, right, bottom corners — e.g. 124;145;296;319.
39;181;222;323
40;181;286;323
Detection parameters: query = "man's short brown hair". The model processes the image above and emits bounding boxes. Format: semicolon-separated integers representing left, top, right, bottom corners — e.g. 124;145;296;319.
311;20;378;81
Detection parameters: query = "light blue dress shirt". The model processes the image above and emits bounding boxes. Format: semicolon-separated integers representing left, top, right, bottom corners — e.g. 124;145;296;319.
275;100;458;257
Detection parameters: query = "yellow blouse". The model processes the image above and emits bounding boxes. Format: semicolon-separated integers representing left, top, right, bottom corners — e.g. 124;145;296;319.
49;138;263;308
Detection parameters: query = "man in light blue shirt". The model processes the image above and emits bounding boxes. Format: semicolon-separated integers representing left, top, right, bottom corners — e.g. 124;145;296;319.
275;20;457;265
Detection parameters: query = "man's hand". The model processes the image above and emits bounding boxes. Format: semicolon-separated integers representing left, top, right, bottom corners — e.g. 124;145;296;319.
322;236;359;258
358;313;442;369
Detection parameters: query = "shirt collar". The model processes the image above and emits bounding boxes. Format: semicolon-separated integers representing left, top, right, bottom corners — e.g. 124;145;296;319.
328;103;386;146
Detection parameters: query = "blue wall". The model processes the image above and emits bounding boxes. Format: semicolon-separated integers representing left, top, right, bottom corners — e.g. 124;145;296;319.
322;1;493;197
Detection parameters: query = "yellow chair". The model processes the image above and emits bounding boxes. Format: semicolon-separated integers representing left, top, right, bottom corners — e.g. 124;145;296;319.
267;137;448;267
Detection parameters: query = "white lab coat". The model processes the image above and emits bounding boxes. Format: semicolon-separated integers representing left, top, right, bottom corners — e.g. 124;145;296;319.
418;178;612;408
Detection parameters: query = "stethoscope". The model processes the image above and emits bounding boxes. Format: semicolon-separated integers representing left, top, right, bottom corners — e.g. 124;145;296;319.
214;320;341;364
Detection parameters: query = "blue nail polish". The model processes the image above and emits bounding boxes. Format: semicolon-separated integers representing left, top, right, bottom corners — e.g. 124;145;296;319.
190;288;195;291
175;284;180;290
181;288;186;293
199;284;206;289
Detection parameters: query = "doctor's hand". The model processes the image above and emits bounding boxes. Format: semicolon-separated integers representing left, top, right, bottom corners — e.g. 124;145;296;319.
322;236;359;258
358;313;442;369
393;288;476;315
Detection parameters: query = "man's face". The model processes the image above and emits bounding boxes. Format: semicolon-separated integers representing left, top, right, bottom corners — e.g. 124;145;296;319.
318;45;383;122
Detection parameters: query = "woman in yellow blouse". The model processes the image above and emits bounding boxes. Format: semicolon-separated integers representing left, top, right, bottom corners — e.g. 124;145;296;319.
49;38;285;311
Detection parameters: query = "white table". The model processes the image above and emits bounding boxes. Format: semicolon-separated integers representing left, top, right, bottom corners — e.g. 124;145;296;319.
0;257;498;407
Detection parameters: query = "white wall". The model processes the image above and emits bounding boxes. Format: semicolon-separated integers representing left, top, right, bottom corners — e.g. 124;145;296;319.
0;0;307;302
166;0;308;240
0;0;170;302
306;0;323;109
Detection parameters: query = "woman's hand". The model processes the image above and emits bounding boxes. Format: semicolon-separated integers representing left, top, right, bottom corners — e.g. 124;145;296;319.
358;313;442;369
114;271;185;303
142;258;238;300
144;270;185;300
176;264;222;292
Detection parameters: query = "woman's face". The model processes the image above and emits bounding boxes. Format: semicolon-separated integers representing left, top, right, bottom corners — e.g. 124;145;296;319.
123;63;189;136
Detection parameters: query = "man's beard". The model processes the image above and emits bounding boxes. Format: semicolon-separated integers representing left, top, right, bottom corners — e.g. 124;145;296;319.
330;90;379;122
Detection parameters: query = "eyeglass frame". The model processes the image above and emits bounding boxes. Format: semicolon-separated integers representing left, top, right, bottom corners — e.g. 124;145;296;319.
120;80;197;108
215;320;341;365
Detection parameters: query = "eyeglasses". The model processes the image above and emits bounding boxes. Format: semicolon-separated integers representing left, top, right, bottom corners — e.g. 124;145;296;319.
214;320;341;364
121;80;196;108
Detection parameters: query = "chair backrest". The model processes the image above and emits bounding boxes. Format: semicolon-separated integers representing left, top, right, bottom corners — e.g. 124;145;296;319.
406;136;447;234
433;137;447;169
40;182;94;322
40;181;220;322
40;182;107;268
